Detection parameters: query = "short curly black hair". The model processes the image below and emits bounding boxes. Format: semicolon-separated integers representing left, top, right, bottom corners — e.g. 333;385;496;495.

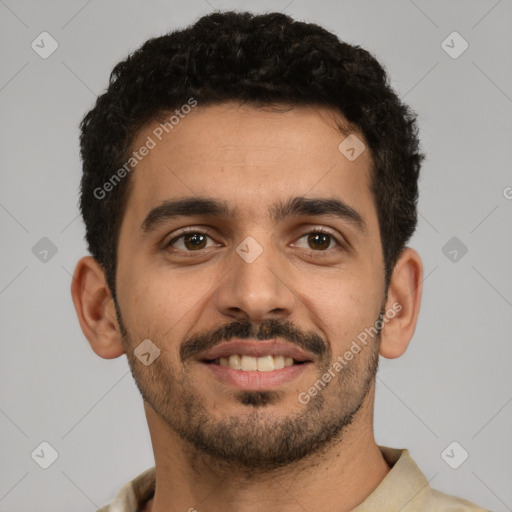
79;10;424;303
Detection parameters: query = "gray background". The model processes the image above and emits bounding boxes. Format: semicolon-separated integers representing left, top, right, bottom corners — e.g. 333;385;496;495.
1;0;511;511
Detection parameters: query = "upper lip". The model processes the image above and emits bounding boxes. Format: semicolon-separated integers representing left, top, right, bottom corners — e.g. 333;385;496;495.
199;339;313;362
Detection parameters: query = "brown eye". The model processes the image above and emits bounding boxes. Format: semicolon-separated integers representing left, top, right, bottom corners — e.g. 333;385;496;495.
181;233;208;250
294;230;340;251
166;231;215;251
306;232;332;250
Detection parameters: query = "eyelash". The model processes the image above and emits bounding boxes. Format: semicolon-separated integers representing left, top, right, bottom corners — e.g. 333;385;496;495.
164;227;344;255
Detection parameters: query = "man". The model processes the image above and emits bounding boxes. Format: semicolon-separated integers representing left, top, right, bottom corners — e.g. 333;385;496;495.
71;10;489;512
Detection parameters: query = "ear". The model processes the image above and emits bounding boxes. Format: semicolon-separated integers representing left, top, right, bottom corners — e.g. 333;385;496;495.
70;256;125;359
379;247;423;359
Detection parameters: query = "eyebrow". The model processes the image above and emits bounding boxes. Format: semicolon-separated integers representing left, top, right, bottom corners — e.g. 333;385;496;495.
140;196;367;235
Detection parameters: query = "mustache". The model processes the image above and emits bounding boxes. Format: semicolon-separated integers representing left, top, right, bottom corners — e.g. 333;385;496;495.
180;318;328;362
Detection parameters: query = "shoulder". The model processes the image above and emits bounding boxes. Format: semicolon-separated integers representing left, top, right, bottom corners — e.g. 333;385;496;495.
416;487;491;511
95;466;156;512
353;447;491;512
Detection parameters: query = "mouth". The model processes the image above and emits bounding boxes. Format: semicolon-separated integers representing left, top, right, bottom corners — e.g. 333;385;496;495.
202;354;309;371
198;340;314;390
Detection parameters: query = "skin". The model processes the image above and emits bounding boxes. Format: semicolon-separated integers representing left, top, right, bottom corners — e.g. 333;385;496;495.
71;102;422;512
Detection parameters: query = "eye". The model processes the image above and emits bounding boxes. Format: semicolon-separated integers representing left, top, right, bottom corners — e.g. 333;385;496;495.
165;230;218;252
293;229;342;251
163;227;344;254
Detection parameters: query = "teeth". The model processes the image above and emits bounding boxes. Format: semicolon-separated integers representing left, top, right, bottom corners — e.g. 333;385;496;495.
257;355;274;372
241;355;257;371
229;355;241;369
214;354;301;371
274;355;285;369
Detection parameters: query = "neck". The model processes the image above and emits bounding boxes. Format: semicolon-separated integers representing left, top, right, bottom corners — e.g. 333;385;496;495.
142;386;390;512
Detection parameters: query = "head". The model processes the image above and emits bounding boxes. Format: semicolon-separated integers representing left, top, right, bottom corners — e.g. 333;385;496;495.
72;11;423;472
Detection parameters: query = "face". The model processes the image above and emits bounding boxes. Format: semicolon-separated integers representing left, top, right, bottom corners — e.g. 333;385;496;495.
114;102;387;472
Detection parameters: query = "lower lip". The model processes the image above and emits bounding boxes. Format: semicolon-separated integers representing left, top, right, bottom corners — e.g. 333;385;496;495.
202;362;312;390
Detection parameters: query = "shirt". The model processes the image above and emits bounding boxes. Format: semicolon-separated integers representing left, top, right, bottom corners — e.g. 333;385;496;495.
96;446;491;512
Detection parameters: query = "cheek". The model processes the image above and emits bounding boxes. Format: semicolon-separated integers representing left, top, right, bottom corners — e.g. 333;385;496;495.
121;270;212;342
301;272;380;351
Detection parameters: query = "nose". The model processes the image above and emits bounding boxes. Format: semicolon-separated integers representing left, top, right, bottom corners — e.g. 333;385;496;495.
214;235;297;323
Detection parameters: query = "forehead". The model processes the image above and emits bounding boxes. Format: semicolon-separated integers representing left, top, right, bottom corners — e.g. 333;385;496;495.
122;102;376;232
